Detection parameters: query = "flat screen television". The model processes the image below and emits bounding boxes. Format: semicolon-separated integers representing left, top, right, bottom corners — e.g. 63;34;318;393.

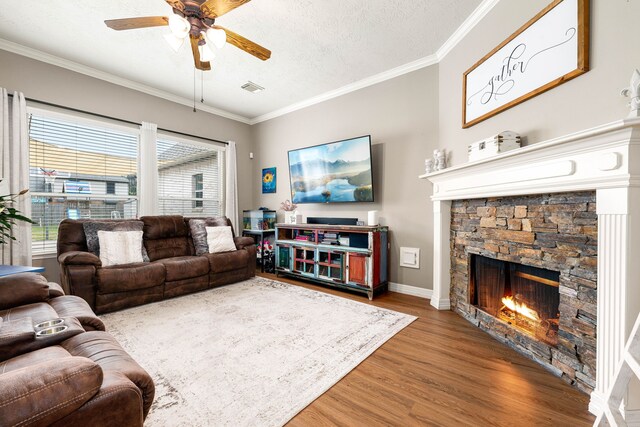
288;135;374;204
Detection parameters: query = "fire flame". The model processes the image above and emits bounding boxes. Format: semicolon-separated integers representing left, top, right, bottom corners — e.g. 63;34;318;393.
502;296;540;321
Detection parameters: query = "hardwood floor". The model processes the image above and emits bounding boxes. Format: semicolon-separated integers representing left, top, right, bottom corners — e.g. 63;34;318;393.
258;273;595;426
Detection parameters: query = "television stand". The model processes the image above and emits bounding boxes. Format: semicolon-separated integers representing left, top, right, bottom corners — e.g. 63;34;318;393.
274;223;389;300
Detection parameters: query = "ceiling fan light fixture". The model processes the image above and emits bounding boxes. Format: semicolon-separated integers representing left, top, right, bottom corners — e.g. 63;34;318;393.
200;44;216;62
163;32;185;52
205;28;227;49
168;14;189;38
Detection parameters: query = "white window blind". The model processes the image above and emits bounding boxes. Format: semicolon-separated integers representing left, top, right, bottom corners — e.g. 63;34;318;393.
157;137;223;217
28;112;139;255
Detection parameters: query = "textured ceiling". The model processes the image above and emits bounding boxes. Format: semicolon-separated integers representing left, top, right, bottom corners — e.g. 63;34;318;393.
0;0;483;122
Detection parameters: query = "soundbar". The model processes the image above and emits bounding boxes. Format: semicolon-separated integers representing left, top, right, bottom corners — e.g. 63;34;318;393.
306;217;358;226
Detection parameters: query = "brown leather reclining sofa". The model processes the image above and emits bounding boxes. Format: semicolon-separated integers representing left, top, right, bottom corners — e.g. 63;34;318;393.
57;215;256;314
0;273;155;426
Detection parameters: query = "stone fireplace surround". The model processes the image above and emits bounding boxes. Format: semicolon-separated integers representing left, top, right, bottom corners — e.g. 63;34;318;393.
450;192;597;393
421;116;640;416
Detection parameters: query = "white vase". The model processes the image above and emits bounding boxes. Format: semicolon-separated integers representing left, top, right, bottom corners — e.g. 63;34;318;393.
286;211;301;224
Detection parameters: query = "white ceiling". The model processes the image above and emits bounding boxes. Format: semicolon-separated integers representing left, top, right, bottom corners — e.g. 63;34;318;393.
0;0;488;123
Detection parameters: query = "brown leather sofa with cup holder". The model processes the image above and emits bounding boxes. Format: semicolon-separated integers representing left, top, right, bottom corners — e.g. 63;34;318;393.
0;273;155;426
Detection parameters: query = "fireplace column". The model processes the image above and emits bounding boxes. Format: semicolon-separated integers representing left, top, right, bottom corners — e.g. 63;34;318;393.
591;187;640;415
431;200;451;310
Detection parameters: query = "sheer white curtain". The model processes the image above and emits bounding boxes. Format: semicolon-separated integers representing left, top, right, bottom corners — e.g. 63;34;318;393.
0;89;32;265
225;141;239;235
138;121;158;217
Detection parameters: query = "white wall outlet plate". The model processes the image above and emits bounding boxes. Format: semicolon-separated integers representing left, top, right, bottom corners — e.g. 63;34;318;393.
399;247;420;269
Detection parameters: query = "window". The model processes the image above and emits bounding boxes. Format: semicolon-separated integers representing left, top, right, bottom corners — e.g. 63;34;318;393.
106;182;116;194
28;111;225;254
192;174;204;208
157;137;223;217
28;112;138;254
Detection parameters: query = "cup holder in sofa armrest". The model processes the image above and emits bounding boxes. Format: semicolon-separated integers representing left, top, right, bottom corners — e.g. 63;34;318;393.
33;317;83;344
0;317;85;362
35;318;65;329
36;325;69;337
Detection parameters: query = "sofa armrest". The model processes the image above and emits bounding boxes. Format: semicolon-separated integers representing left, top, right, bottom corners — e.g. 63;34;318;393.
61;331;156;420
49;296;106;331
0;317;85;362
234;236;256;250
58;264;98;312
0;317;35;355
58;251;102;267
0;357;103;427
0;273;49;310
48;281;65;298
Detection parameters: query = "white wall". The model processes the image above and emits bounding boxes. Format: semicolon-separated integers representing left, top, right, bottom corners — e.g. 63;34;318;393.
251;0;640;292
252;66;440;289
439;0;640;166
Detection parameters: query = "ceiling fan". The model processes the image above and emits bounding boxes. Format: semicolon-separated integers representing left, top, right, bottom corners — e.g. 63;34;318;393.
105;0;271;71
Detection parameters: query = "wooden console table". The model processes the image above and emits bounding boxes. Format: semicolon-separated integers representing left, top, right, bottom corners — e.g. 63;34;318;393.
275;223;389;299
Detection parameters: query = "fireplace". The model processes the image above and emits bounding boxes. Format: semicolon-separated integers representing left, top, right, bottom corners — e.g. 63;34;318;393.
447;193;597;394
422;116;640;415
471;255;560;347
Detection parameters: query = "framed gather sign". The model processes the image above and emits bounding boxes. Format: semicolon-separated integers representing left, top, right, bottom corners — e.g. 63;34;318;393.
462;0;589;128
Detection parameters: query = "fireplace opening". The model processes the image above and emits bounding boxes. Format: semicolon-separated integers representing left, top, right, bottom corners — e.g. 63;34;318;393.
470;254;560;346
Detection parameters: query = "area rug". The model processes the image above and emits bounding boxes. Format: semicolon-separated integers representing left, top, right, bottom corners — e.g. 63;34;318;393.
100;277;416;427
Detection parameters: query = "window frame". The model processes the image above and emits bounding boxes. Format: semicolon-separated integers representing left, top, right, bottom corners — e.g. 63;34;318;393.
27;107;228;257
27;106;140;256
156;132;226;218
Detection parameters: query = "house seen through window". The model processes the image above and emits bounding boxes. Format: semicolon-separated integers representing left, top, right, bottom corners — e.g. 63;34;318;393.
157;137;223;217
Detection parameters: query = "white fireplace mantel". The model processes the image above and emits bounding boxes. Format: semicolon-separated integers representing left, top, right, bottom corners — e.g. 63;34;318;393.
420;117;640;416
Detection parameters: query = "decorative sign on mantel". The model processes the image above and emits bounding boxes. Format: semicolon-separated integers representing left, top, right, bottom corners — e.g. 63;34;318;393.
462;0;589;128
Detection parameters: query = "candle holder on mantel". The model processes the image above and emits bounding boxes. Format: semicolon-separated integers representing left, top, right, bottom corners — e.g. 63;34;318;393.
424;149;447;174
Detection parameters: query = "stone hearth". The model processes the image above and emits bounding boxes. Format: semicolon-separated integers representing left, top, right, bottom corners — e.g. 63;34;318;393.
450;192;597;393
421;116;640;415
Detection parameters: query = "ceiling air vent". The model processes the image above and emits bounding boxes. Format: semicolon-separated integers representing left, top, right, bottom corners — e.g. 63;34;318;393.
241;81;265;93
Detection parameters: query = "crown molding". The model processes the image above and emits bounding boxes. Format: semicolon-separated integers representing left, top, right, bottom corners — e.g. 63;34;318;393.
0;38;252;124
248;54;439;125
436;0;501;60
250;0;500;124
0;0;499;126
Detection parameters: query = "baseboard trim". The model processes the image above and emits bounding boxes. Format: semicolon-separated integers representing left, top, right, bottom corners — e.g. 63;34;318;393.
388;282;432;299
589;390;604;416
430;298;451;311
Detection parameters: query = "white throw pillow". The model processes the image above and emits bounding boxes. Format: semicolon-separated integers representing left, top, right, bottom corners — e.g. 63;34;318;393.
205;226;237;254
98;230;145;267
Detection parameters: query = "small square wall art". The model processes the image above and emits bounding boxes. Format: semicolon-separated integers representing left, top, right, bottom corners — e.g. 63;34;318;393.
262;167;276;194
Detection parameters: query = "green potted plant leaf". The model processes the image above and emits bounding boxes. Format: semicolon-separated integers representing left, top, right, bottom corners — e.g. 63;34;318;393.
0;187;34;244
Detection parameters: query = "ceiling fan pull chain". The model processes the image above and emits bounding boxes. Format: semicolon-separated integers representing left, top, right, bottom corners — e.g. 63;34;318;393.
201;70;205;103
193;67;197;113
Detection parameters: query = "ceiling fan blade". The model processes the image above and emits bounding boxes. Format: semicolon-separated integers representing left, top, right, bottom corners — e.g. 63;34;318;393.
200;0;251;18
164;0;185;12
213;25;271;61
190;36;212;71
105;17;169;31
